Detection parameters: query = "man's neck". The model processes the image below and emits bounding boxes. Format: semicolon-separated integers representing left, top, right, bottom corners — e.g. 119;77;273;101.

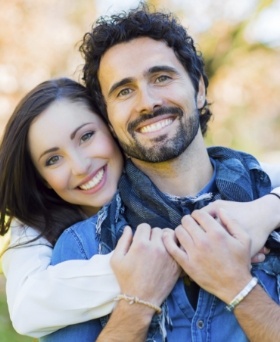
131;136;213;198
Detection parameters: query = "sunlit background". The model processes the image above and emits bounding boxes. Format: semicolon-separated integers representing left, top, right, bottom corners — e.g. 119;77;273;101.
1;0;280;160
0;0;279;340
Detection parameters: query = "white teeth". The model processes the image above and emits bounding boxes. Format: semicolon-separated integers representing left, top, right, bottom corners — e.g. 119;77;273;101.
140;118;173;133
79;169;104;190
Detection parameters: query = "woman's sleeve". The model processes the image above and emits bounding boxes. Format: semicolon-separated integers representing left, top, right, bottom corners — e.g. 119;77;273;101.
261;162;280;188
1;222;119;338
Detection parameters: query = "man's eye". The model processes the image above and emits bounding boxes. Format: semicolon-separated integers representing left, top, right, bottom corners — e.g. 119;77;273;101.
156;75;171;83
46;155;60;166
117;88;132;97
81;131;94;143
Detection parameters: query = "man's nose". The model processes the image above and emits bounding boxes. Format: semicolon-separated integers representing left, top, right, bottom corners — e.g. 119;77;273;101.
135;86;163;114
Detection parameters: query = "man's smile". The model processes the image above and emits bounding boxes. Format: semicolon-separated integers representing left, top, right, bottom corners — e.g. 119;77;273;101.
139;117;174;134
137;117;175;133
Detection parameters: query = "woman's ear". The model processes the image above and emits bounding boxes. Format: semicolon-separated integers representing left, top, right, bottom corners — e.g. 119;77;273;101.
196;77;206;109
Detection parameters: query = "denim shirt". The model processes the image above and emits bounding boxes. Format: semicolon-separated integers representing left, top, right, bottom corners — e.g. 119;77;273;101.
42;149;280;342
42;215;280;342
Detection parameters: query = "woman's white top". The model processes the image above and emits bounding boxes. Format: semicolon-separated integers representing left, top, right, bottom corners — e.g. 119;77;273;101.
1;222;119;337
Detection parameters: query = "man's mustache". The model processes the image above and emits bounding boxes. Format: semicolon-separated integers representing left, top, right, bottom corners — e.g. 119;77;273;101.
128;106;183;132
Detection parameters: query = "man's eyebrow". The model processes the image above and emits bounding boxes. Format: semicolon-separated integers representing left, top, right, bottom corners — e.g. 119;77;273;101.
107;66;179;97
108;77;133;97
147;65;180;75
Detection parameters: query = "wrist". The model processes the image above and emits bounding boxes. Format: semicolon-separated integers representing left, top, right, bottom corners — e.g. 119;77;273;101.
98;300;153;341
226;277;258;311
219;274;253;305
115;297;156;325
115;294;162;315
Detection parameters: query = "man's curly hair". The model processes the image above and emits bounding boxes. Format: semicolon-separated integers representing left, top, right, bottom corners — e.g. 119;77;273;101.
80;5;212;135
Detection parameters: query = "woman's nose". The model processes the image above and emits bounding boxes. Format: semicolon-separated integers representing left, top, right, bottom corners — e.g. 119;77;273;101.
71;154;91;176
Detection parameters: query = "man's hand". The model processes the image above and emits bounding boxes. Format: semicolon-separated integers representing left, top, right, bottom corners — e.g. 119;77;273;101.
98;225;181;342
111;224;181;307
200;196;280;257
163;210;253;304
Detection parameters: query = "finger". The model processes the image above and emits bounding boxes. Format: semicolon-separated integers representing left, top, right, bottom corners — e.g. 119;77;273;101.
180;214;206;241
199;201;219;217
191;210;222;234
162;228;173;234
133;222;152;241
114;226;133;258
163;230;189;265
218;208;248;241
149;228;169;252
251;253;266;263
161;228;177;244
174;224;194;251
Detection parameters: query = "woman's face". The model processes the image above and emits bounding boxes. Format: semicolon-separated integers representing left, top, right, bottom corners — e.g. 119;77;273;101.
28;99;123;216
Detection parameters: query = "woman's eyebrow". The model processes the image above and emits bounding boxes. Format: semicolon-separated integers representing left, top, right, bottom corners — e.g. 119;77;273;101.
38;123;91;161
70;123;91;140
39;147;59;161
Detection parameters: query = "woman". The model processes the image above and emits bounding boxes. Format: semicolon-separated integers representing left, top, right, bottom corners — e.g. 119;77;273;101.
0;77;126;336
1;77;280;339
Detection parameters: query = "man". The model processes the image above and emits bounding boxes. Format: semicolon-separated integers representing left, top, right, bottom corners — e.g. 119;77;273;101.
46;6;280;342
163;191;280;342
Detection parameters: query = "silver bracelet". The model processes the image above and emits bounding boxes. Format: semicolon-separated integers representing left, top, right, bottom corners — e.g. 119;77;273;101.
226;277;258;312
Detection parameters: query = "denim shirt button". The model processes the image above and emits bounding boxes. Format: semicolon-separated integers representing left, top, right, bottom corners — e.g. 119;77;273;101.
197;320;204;329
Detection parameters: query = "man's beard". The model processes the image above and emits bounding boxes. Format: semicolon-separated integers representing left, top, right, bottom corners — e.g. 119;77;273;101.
117;107;200;163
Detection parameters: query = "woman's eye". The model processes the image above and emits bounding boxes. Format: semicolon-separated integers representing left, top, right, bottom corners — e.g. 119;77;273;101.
117;88;132;97
81;131;94;143
46;155;60;166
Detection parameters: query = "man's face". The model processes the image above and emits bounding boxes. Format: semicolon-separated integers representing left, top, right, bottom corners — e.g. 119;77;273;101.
98;37;205;163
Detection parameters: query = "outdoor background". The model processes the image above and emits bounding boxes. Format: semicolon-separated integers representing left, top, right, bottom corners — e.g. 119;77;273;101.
0;0;279;341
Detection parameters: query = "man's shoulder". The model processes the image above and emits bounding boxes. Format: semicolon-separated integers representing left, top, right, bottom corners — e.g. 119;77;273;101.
57;215;98;243
52;215;99;264
208;146;264;170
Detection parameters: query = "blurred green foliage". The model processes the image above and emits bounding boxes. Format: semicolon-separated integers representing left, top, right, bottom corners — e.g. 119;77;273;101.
0;275;34;342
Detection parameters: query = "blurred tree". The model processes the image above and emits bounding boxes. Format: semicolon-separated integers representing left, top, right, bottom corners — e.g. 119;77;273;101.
0;0;279;160
196;0;280;160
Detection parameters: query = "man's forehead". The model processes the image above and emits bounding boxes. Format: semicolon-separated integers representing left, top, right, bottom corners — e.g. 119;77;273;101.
100;37;173;64
98;37;182;88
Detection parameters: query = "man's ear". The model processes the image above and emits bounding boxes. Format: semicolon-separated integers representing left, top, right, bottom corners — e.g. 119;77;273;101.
196;77;206;109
